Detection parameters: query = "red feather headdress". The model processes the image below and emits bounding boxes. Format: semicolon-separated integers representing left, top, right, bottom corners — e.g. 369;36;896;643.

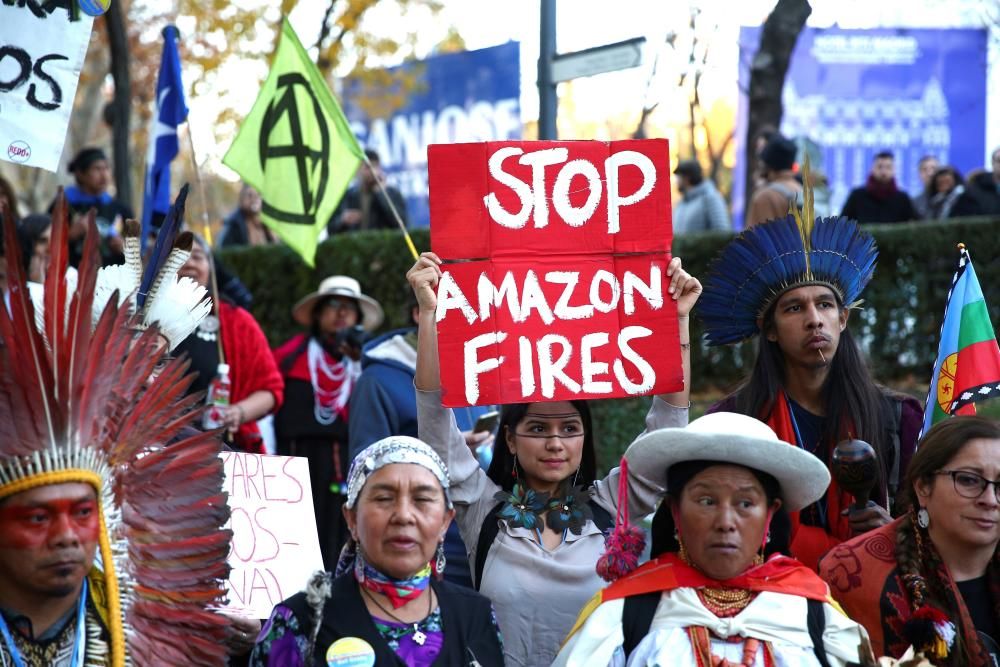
0;192;231;666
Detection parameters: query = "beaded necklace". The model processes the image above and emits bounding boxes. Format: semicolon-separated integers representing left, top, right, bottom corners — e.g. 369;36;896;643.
696;587;756;617
679;543;767;666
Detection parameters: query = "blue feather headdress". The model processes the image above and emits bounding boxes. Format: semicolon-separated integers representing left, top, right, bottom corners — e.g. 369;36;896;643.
699;171;877;346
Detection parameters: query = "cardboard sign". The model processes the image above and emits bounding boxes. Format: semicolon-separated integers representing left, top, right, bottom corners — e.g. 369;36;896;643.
428;139;681;407
221;452;323;619
0;6;94;171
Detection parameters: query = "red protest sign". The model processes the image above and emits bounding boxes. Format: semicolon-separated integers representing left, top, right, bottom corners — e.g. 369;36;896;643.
428;139;681;407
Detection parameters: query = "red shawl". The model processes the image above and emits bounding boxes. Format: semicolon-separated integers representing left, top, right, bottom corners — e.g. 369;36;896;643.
272;333;353;424
766;392;851;570
219;301;284;454
603;552;831;603
819;518;998;666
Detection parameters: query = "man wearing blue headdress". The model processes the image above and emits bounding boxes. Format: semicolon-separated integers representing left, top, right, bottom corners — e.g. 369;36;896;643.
698;182;923;571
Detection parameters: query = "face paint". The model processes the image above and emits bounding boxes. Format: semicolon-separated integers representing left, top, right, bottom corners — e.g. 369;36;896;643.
0;498;99;550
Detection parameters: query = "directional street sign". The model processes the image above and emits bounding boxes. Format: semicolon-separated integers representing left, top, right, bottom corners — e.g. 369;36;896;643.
550;37;646;83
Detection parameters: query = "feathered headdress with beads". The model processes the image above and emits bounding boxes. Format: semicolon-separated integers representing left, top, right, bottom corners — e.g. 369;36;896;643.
0;194;232;666
92;184;211;352
698;162;878;346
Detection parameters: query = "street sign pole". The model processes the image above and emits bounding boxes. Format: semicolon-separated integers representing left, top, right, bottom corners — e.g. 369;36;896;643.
537;3;645;142
538;0;557;140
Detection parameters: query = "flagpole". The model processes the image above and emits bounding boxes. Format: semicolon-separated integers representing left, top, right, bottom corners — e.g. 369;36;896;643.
185;124;226;366
360;152;419;261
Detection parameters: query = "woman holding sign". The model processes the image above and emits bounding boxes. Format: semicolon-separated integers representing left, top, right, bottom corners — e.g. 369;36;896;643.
249;436;505;667
408;252;701;667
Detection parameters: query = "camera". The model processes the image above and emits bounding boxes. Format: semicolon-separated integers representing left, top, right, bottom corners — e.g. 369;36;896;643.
335;324;367;351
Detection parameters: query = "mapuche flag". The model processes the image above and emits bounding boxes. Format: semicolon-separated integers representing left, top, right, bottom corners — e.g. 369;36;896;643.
223;18;363;266
922;244;1000;435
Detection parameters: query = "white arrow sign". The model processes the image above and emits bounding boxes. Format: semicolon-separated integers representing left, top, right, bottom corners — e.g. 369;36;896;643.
551;37;646;83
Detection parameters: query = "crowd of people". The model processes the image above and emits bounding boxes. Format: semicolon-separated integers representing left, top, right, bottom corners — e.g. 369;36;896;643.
0;136;997;667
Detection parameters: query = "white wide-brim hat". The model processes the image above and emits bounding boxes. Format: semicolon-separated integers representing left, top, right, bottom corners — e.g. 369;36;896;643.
625;411;830;512
292;275;385;331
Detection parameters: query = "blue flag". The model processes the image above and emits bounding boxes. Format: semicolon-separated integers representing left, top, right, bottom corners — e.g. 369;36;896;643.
141;25;188;244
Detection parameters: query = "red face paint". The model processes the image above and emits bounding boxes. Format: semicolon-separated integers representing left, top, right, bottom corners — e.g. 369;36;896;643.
0;498;99;550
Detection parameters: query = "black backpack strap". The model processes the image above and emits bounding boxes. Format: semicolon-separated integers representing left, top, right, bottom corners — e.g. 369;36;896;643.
588;498;613;532
878;394;904;512
621;592;661;658
807;598;832;667
474;501;505;590
888;398;903;498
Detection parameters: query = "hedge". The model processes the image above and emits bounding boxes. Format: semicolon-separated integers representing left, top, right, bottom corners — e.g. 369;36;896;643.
219;215;1000;471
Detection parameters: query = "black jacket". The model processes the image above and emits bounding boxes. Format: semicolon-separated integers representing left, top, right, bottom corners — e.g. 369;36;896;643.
283;573;504;667
968;172;1000;216
841;187;916;224
327;185;408;234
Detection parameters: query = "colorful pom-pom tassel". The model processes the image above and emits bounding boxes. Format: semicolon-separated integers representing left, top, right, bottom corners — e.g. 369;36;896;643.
596;523;646;582
903;605;955;659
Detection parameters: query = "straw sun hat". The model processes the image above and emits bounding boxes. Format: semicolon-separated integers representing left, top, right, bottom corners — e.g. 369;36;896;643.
291;275;385;331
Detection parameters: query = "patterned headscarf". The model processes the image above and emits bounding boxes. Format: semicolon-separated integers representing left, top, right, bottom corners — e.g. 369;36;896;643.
346;436;451;509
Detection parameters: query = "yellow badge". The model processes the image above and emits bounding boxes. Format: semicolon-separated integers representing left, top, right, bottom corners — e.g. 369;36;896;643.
325;637;376;667
937;353;959;412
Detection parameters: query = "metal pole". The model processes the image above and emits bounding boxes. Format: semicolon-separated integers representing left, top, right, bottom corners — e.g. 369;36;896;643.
538;0;557;139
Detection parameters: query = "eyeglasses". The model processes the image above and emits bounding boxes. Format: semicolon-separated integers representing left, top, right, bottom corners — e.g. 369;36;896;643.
934;470;1000;502
323;299;357;313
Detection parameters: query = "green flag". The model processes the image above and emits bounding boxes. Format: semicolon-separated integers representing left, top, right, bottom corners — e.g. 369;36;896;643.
223;18;363;266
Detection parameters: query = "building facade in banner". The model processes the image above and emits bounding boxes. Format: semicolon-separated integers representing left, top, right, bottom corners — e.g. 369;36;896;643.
342;42;521;228
732;27;988;228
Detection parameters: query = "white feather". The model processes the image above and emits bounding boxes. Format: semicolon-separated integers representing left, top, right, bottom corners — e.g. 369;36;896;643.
144;276;212;351
93;264;139;326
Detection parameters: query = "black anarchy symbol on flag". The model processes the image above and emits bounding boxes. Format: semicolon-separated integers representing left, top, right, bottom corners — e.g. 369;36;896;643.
258;72;330;225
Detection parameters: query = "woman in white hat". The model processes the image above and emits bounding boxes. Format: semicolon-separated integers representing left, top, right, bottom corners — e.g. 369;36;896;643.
272;275;385;569
553;412;868;666
407;252;701;667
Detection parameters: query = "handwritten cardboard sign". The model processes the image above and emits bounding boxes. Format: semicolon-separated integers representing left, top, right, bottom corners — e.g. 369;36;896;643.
0;6;94;171
221;452;323;618
428;139;682;407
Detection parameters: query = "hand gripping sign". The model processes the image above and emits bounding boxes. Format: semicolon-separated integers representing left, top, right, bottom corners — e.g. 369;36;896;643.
428;139;682;407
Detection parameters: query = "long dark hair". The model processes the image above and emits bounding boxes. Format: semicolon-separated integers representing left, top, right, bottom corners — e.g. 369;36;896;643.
731;295;896;505
485;400;597;493
649;460;791;559
17;213;52;273
894;416;1000;666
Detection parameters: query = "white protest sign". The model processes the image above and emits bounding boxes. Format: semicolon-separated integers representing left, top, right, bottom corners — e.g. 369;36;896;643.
0;5;93;171
221;452;324;619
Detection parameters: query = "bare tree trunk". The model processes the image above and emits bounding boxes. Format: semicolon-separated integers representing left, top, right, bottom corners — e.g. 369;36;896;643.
743;0;810;213
104;2;132;210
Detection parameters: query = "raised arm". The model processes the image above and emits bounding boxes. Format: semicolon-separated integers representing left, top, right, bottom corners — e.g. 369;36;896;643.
593;257;701;518
651;256;701;421
408;253;500;550
408;253;495;492
409;252;444;392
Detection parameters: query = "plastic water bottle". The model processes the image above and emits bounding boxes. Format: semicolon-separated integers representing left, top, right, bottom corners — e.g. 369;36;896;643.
203;363;232;430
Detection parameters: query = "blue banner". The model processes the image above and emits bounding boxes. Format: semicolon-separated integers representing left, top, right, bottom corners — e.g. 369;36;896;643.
343;42;521;228
733;27;988;228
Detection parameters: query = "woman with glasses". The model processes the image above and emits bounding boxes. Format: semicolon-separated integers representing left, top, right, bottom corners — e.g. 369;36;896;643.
407;252;700;667
819;416;1000;665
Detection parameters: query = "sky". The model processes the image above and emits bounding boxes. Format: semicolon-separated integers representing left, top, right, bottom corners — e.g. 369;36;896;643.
191;0;1000;176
